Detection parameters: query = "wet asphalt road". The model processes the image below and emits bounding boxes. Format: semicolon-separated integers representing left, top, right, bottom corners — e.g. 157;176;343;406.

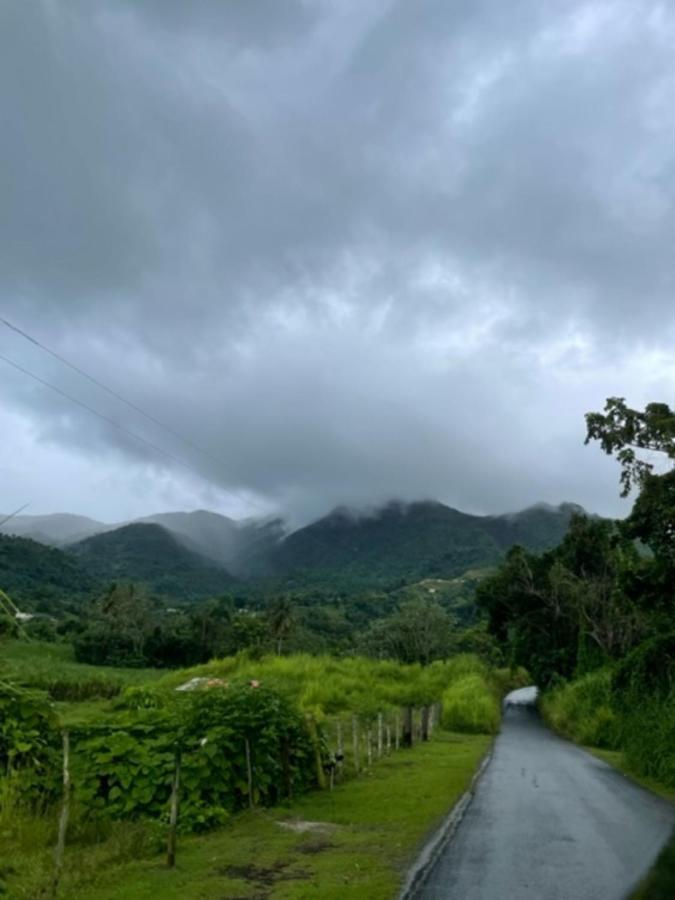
416;689;675;900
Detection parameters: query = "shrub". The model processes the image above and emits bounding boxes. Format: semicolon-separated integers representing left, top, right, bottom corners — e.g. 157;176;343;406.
491;666;531;697
611;634;675;787
74;680;316;832
540;669;620;749
440;674;500;734
0;681;58;775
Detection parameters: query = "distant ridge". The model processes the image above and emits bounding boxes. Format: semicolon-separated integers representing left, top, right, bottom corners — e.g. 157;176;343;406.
68;523;237;601
3;499;588;596
0;512;104;545
257;499;585;590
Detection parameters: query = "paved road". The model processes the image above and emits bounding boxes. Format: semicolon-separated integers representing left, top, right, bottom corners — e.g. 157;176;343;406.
416;689;675;900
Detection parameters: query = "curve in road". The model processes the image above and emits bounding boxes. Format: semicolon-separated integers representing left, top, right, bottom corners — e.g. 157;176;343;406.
415;690;675;900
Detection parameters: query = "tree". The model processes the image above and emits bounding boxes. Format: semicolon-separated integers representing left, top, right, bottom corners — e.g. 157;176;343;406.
74;583;159;666
586;396;675;573
476;516;646;683
358;599;454;665
267;597;295;655
624;469;675;568
188;596;233;661
585;397;675;495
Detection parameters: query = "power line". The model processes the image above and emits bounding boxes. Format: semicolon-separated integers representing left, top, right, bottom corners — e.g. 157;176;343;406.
1;316;241;476
0;351;264;512
0;502;30;530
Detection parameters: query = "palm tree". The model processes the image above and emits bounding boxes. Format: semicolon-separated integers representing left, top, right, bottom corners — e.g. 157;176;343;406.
268;596;295;655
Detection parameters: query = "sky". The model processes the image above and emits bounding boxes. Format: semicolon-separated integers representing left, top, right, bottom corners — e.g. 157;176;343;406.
2;0;675;527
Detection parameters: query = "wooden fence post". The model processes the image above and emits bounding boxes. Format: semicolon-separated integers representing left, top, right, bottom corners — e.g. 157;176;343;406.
244;738;255;808
281;737;293;799
402;706;413;748
51;731;70;897
166;747;182;868
421;705;430;742
352;716;360;775
336;719;344;781
385;723;392;756
377;713;383;758
306;716;326;790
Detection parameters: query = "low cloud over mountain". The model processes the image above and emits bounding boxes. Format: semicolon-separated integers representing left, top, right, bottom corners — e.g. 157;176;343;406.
2;1;674;525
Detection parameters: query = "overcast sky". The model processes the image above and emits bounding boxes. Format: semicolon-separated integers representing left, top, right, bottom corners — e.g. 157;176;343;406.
2;0;675;527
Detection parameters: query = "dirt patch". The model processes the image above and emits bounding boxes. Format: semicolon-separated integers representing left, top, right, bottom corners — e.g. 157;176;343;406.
295;836;335;855
217;862;288;885
214;860;311;896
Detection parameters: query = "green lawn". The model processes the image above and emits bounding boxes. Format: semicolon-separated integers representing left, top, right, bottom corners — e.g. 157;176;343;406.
5;732;490;900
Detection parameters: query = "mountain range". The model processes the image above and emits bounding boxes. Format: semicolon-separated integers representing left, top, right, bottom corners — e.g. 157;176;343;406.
0;500;587;605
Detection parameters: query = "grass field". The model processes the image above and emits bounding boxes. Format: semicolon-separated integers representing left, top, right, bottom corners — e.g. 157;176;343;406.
0;640;163;725
1;640;162;691
3;731;490;899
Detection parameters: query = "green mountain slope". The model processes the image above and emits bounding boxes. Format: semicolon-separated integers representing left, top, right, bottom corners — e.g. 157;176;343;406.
482;502;586;553
259;500;584;591
136;509;285;575
68;523;237;602
0;533;99;613
263;501;501;590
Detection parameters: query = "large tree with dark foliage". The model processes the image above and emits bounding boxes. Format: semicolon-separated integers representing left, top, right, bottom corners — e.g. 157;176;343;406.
585;397;675;495
479;398;674;686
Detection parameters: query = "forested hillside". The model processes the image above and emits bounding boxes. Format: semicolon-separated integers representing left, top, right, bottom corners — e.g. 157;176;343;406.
68;523;237;602
0;533;99;614
261;499;581;590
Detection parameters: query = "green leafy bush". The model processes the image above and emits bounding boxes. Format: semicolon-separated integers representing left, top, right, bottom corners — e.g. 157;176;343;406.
74;681;315;832
440;674;500;734
0;681;58;774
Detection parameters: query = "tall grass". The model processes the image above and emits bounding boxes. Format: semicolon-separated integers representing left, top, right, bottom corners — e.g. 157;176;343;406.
440;674;500;734
617;696;675;787
612;633;675;787
540;670;620;749
0;640;162;701
140;651;521;728
541;641;675;790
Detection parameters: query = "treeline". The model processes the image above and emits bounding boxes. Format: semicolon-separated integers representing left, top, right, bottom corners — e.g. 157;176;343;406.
478;398;675;787
13;566;490;670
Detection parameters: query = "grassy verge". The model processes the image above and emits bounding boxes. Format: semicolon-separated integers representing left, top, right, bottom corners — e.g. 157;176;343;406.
583;748;675;805
5;731;490;900
630;833;675;900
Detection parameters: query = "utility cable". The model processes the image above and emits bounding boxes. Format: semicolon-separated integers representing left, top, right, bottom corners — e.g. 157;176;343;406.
1;316;244;477
0;351;262;512
1;316;269;513
0;502;30;530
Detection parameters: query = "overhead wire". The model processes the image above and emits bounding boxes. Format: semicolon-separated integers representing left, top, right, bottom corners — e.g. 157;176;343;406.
1;316;246;477
0;349;265;513
0;502;30;530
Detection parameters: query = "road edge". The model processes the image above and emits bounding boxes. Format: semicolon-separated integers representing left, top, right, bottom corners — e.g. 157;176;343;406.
397;744;493;900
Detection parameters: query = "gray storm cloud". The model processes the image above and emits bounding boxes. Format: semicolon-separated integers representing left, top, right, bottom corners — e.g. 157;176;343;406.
1;0;674;525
